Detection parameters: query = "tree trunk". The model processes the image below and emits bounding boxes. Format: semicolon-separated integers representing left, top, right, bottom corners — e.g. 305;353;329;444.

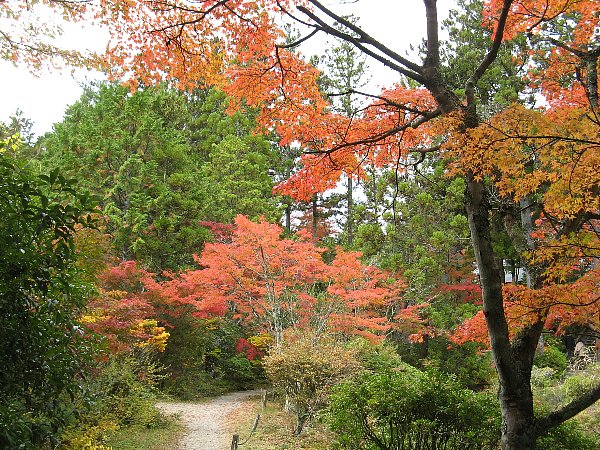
294;412;308;435
500;386;537;450
285;199;291;234
347;175;354;245
465;176;539;450
311;194;318;244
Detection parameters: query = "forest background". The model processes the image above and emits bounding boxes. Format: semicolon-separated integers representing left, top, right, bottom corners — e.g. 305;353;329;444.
0;1;599;449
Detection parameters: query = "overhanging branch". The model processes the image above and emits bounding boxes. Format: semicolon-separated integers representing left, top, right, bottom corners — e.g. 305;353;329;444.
307;0;423;75
534;382;600;437
466;0;514;107
303;109;441;155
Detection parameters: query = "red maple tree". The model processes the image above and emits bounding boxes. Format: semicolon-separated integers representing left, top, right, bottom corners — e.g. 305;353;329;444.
148;215;404;346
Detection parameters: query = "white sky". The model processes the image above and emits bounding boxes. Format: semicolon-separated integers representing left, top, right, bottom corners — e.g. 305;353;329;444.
0;0;452;137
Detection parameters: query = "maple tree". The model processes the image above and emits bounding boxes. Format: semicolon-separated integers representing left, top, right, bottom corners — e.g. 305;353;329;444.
147;215;404;347
0;0;98;70
81;261;169;354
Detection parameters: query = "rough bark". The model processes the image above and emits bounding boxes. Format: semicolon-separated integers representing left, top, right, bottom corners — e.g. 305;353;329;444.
585;54;599;111
465;176;538;449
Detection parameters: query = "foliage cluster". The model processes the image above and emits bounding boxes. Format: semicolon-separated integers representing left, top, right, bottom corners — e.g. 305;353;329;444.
263;333;359;435
327;365;500;450
148;215;405;347
59;350;168;449
0;139;96;448
40;83;279;272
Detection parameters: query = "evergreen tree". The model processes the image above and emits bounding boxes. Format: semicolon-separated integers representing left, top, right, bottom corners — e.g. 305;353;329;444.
40;83;279;270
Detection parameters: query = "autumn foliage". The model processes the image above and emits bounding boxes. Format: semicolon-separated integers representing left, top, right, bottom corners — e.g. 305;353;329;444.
148;215;404;345
18;0;593;367
82;261;169;354
4;0;600;445
453;267;600;347
66;0;598;360
484;0;598;109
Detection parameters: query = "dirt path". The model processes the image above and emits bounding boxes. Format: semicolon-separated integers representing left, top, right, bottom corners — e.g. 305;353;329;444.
156;390;260;450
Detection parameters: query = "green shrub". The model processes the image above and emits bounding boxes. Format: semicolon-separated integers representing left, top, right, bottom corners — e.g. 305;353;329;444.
224;355;259;385
59;350;168;448
350;339;404;371
425;338;495;389
0;400;44;450
163;368;234;399
533;346;568;374
327;367;500;450
92;351;166;428
531;366;557;388
537;419;600;450
562;366;600;402
0;145;97;449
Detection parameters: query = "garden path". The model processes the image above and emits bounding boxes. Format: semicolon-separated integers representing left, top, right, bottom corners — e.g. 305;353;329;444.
156;390;260;450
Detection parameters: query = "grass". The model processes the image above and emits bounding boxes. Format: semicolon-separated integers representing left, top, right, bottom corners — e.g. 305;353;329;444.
228;399;336;450
104;418;184;450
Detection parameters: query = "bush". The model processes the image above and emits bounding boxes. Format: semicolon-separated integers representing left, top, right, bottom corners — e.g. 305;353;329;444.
0;401;45;449
531;364;600;446
263;333;358;435
91;351;165;428
537;418;600;450
533;345;568;375
425;338;495;389
562;366;600;402
327;367;500;450
350;339;404;371
531;366;557;388
0;145;97;449
59;350;168;448
223;355;259;385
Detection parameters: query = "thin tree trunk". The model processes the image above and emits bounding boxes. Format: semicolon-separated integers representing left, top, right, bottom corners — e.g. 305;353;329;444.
311;194;318;244
347;176;354;245
285;199;291;234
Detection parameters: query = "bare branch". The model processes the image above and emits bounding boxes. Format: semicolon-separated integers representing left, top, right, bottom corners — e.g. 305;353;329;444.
466;0;514;108
303;109;441;155
276;28;320;49
328;89;432;116
423;0;440;69
307;0;424;75
535;382;600;437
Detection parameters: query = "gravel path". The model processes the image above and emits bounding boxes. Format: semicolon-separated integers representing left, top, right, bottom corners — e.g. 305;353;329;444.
156;390;260;450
